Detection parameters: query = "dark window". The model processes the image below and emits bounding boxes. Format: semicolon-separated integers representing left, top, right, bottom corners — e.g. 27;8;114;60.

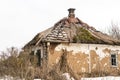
36;49;41;66
111;54;117;66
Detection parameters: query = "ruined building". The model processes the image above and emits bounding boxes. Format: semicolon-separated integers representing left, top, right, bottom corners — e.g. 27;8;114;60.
23;8;120;78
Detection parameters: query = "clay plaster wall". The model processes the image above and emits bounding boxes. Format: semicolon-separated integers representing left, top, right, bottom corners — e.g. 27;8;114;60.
48;43;120;75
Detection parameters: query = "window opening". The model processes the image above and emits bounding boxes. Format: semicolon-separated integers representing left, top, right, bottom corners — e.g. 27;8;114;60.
111;54;117;66
36;49;41;66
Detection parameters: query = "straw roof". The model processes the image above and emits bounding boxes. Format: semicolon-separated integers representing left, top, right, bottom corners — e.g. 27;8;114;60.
24;9;120;49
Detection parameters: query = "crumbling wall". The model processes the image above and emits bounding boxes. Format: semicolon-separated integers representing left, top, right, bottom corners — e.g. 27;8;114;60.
48;43;120;77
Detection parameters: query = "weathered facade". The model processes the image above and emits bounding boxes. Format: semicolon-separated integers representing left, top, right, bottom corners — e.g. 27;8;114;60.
50;43;120;74
23;8;120;78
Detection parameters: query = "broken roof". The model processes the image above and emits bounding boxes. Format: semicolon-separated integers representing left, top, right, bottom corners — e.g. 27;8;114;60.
24;8;120;49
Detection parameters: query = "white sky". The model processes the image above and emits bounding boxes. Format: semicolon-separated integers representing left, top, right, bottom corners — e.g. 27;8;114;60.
0;0;120;51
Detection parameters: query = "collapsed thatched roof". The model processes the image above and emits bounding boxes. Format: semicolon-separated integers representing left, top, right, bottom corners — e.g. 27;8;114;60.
24;8;120;49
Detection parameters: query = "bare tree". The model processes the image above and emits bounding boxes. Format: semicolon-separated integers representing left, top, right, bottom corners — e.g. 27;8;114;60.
108;22;120;40
0;47;34;80
0;47;19;77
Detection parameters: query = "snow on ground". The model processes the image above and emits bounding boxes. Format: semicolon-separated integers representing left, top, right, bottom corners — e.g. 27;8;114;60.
81;76;120;80
0;75;26;80
62;73;75;80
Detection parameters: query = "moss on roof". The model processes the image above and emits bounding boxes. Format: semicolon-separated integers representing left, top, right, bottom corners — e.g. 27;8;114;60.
73;27;105;44
23;17;120;49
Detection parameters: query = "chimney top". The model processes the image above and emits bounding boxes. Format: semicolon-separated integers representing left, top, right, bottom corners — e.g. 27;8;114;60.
68;8;75;13
68;8;75;18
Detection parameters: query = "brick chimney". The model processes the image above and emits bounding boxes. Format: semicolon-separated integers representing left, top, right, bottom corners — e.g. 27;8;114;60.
68;8;75;18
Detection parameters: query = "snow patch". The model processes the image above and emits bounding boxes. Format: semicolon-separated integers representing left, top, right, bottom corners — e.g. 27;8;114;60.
62;73;75;80
81;76;120;80
0;75;25;80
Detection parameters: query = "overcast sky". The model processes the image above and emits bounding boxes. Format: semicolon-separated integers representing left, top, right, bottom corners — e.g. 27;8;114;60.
0;0;120;51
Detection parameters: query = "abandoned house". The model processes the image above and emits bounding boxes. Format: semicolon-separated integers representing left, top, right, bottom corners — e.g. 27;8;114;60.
23;8;120;78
